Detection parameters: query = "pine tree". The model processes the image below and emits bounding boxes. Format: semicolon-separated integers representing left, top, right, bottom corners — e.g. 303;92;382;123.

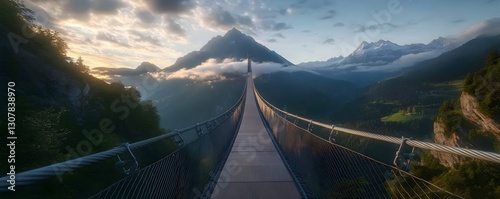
464;72;473;93
464;73;473;86
439;101;451;115
75;56;89;73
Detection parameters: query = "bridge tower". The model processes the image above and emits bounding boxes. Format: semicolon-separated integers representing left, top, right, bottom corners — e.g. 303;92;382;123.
247;53;252;73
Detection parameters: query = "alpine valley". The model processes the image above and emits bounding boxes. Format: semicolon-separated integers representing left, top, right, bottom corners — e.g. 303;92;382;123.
93;30;500;193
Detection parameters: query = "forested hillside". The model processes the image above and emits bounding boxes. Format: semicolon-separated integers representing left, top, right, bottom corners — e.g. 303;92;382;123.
414;52;500;198
0;1;175;198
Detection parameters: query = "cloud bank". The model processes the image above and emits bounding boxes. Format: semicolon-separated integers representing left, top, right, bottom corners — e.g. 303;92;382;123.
352;50;446;72
150;59;313;81
451;17;500;45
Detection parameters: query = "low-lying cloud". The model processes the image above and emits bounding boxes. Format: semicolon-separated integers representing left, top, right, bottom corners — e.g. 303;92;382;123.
152;58;313;81
353;50;446;72
451;17;500;45
160;58;247;80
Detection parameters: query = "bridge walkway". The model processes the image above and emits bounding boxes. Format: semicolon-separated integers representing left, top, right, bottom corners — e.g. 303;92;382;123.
211;75;301;199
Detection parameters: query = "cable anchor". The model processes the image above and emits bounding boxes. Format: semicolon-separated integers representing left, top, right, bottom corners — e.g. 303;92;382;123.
307;120;314;132
196;123;203;137
393;137;417;172
114;142;139;175
328;125;337;143
173;129;185;147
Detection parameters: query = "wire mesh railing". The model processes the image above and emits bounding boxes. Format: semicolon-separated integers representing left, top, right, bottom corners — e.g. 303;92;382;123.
255;88;464;199
0;81;246;199
254;88;500;165
88;84;246;199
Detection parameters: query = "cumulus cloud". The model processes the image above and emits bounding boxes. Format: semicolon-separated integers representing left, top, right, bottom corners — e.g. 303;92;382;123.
320;9;336;20
96;32;130;47
272;22;293;31
92;0;125;15
273;33;286;38
333;22;344;27
322;38;335;45
166;18;187;37
260;21;293;31
59;0;126;20
135;9;158;24
267;39;277;43
196;6;254;30
143;0;195;14
63;0;92;20
279;8;288;15
355;22;400;33
450;18;500;44
129;30;161;46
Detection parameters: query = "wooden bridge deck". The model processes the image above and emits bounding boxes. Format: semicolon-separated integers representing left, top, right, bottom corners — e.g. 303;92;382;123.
212;75;301;199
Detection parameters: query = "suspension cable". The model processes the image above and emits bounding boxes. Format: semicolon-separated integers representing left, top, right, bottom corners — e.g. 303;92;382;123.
0;80;247;190
254;88;500;164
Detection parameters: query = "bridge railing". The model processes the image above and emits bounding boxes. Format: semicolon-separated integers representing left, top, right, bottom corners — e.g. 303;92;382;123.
254;87;472;198
1;80;247;198
254;89;500;165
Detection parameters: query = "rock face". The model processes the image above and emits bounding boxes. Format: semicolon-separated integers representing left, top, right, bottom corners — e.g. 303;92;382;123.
432;92;500;168
460;92;500;137
431;119;471;168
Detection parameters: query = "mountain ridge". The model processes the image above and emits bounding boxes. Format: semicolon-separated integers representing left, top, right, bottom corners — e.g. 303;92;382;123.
92;61;161;77
164;28;293;72
300;37;452;68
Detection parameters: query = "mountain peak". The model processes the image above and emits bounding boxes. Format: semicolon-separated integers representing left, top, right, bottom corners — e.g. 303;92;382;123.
222;28;249;41
226;27;242;35
359;41;369;47
136;62;160;72
355;40;400;52
428;37;452;48
165;27;292;72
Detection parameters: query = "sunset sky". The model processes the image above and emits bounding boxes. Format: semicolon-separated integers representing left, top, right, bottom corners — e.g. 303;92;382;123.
25;0;500;69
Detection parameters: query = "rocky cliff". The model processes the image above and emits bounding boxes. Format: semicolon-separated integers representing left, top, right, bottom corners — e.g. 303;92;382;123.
432;92;500;168
460;92;500;138
432;118;472;168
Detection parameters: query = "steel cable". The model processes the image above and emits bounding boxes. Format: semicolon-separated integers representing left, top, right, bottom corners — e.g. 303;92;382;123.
255;87;464;199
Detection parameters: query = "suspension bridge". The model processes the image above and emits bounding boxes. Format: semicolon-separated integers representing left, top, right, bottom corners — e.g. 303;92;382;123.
2;61;500;199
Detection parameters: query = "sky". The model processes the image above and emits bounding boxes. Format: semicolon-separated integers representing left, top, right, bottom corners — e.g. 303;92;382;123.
25;0;500;69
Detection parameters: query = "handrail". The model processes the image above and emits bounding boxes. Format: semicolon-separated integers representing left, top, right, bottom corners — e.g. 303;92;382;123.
0;78;247;190
254;87;500;164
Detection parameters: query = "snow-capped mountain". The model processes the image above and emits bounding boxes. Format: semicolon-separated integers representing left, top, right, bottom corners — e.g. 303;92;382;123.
300;37;452;68
299;56;344;68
